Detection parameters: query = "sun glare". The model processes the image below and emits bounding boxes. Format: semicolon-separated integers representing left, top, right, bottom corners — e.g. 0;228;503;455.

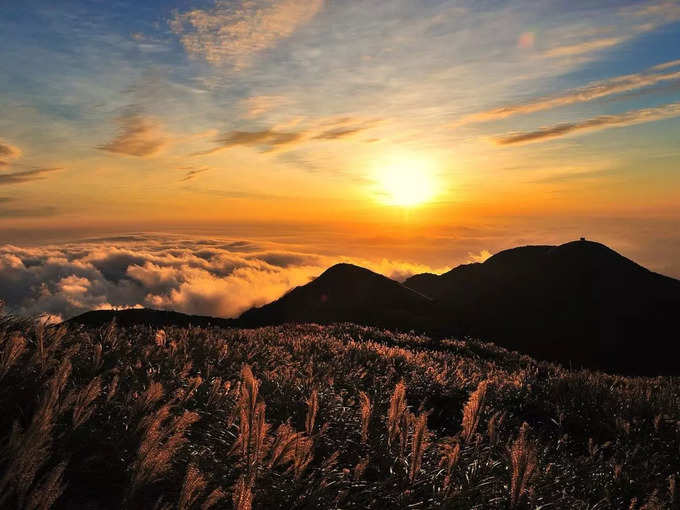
376;156;436;206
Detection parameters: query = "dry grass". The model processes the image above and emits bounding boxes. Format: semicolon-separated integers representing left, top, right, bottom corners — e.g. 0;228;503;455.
509;422;537;508
358;391;372;444
0;316;678;508
461;379;488;442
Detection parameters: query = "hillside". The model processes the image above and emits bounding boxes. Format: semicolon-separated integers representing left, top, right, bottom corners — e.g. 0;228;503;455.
69;308;237;329
0;316;678;509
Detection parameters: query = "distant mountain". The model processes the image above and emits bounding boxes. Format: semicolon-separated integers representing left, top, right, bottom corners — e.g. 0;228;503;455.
67;240;680;374
239;263;434;330
405;240;680;373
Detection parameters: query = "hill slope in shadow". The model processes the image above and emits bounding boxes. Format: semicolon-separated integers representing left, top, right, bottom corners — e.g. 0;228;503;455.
404;240;680;373
69;308;236;329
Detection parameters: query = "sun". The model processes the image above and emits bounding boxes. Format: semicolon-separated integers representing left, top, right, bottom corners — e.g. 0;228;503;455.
375;156;436;206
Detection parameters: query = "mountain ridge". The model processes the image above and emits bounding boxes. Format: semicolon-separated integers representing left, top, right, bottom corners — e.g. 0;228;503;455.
68;239;680;374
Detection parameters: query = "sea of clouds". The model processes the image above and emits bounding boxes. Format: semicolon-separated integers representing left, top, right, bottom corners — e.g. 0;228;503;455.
0;234;444;322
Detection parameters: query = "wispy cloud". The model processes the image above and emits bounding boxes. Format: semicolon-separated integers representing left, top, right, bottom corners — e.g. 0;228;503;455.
532;168;620;184
0;205;58;217
650;59;680;71
170;0;324;69
621;1;680;21
312;127;368;140
0;168;61;185
240;95;291;118
196;117;381;155
493;102;680;145
197;129;306;155
180;166;211;182
0;140;21;167
0;197;54;217
458;59;680;125
468;249;491;263
98;112;168;157
544;37;625;58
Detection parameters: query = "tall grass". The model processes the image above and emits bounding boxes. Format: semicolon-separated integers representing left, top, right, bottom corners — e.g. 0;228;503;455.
0;316;677;508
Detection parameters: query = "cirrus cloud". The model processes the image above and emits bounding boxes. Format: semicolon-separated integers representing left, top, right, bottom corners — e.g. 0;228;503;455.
98;112;169;157
170;0;324;69
195;116;382;155
0;167;61;185
457;59;680;125
493;102;680;145
0;140;21;167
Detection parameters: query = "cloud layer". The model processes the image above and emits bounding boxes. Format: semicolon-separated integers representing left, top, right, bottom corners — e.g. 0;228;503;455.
0;235;442;322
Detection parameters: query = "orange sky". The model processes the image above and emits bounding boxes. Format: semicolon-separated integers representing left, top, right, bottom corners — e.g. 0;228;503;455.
1;0;679;301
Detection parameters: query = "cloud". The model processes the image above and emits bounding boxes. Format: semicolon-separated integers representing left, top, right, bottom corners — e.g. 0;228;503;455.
240;95;291;118
312;127;368;140
493;102;680;145
179;166;211;182
0;140;21;167
544;37;625;58
531;168;619;184
0;205;58;217
197;129;305;155
0;235;444;320
468;250;491;263
0;168;61;185
458;60;680;125
196;116;382;155
170;0;324;69
0;196;58;218
98;113;168;157
537;3;680;63
621;1;680;22
650;59;680;71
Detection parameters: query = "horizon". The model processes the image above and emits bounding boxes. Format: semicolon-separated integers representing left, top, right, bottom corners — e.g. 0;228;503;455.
2;0;680;320
2;232;676;323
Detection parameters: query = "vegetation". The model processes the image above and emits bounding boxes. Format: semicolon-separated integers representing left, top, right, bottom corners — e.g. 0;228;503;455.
0;313;678;509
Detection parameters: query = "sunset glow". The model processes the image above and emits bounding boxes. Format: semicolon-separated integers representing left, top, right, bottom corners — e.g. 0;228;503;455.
0;0;679;321
376;156;437;207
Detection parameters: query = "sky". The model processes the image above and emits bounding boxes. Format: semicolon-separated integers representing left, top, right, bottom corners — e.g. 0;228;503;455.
0;0;679;320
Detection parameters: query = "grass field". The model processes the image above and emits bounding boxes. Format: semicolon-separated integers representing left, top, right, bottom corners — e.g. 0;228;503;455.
0;315;678;509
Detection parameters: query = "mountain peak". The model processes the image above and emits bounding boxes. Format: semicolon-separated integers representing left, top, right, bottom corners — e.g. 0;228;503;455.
318;262;377;279
239;260;431;329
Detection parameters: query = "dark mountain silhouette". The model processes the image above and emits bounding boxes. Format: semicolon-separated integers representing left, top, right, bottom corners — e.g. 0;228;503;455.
68;308;236;329
67;240;680;374
239;263;434;330
404;240;680;373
